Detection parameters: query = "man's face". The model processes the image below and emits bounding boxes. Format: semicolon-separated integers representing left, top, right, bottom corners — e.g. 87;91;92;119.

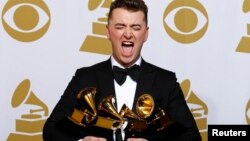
107;8;149;67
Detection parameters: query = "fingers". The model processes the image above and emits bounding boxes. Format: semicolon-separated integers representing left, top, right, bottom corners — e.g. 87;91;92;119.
82;136;107;141
127;138;148;141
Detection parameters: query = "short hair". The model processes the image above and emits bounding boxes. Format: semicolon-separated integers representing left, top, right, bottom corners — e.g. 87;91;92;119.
108;0;148;25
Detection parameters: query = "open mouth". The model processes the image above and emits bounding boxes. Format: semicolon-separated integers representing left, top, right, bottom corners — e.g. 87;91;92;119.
121;41;134;55
122;41;134;47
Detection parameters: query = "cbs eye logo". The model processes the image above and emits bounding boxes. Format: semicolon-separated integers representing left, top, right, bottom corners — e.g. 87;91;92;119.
1;0;50;42
163;0;208;44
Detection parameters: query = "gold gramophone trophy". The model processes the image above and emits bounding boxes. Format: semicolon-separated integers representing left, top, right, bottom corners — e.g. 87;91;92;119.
7;79;49;141
68;87;176;140
124;94;176;139
68;87;124;130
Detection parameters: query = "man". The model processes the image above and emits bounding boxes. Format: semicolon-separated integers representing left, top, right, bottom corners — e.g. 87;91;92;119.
43;0;201;141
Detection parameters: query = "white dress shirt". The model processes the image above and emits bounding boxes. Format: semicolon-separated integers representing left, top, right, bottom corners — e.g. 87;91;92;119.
111;56;141;139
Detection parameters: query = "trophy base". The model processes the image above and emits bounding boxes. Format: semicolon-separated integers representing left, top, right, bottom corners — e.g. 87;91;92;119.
63;116;115;140
95;116;122;130
125;120;148;132
125;121;186;140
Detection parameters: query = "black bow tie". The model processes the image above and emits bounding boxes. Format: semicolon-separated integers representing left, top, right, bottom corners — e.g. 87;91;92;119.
113;65;140;85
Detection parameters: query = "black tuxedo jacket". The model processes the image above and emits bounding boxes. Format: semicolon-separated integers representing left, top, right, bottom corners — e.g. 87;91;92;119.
43;58;201;141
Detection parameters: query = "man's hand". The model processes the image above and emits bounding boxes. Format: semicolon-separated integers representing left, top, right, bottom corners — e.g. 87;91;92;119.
82;136;107;141
127;138;148;141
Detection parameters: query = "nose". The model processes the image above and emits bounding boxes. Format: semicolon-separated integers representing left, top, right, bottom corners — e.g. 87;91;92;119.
123;28;133;39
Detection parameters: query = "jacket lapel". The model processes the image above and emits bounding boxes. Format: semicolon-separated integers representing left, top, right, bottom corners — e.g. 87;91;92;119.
132;59;157;111
95;58;117;107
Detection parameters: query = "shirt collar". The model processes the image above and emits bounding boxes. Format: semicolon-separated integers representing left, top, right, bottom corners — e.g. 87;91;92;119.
111;56;142;69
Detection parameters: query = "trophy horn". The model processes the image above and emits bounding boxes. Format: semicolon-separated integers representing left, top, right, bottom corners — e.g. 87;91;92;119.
136;94;154;119
68;87;98;126
98;95;123;120
119;104;141;120
77;87;97;116
77;87;97;123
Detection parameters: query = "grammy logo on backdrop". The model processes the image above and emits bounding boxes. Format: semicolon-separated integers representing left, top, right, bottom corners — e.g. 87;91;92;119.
7;79;49;141
246;99;250;124
80;0;112;55
180;79;208;141
236;0;250;53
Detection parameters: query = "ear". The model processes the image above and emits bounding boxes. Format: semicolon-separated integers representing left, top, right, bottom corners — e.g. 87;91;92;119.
106;25;110;40
144;27;149;42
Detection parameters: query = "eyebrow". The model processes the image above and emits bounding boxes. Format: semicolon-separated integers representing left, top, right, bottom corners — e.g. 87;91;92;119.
115;23;126;26
114;23;142;27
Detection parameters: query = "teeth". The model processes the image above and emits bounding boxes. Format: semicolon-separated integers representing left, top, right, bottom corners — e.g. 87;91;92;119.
122;41;133;47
